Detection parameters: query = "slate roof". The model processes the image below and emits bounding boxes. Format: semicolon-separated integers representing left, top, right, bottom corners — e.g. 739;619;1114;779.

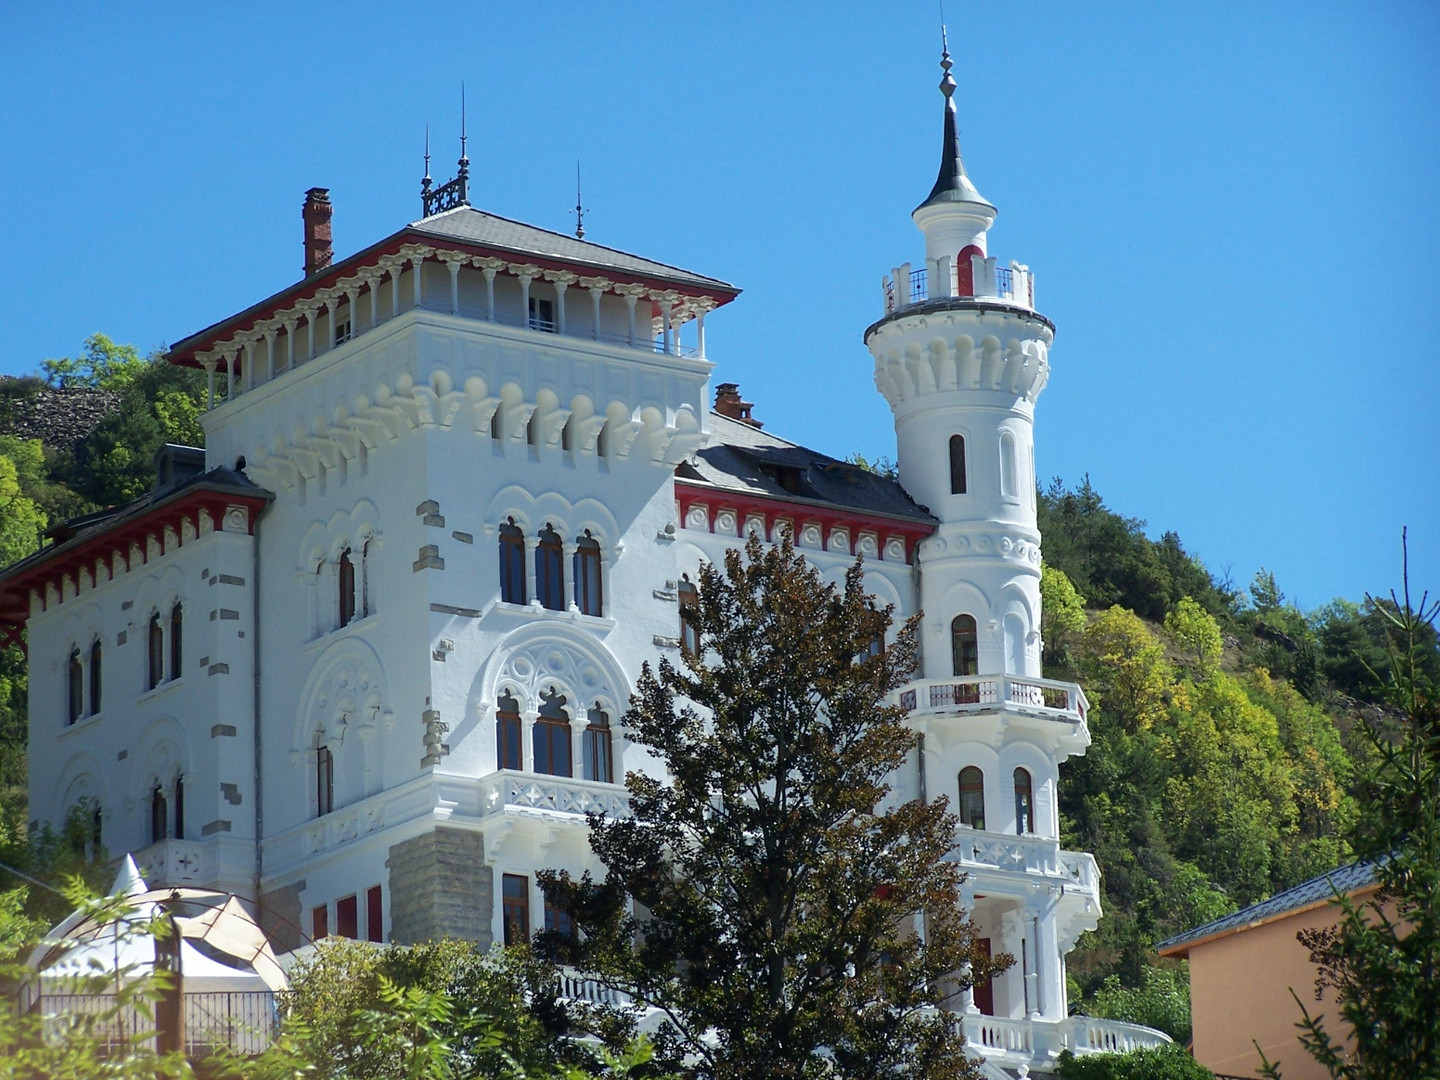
1156;860;1380;955
410;206;737;293
0;465;272;587
683;412;936;526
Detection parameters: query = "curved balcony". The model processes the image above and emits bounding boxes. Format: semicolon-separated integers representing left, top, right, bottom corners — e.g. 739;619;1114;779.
895;675;1091;759
962;1014;1171;1072
882;256;1035;316
949;827;1099;899
479;770;629;822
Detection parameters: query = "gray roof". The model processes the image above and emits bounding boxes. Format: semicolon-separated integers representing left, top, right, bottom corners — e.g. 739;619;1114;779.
1156;860;1380;954
410;207;737;293
683;412;936;526
0;465;272;587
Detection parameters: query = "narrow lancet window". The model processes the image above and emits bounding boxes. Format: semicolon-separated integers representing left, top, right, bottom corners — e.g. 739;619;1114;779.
536;526;564;611
496;692;522;771
574;532;603;616
169;603;183;679
148;614;164;691
499;521;526;605
338;548;356;626
316;744;334;817
679;576;700;657
951;615;979;677
67;647;83;724
1014;767;1034;835
534;689;572;777
949;434;967;495
959;766;986;830
88;640;102;715
583;707;612;783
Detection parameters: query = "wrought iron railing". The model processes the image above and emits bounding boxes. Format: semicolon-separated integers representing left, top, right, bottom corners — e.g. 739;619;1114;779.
909;267;928;302
995;266;1014;298
29;991;278;1056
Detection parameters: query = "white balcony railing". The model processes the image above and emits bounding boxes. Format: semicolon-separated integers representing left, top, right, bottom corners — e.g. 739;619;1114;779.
557;967;630;1007
896;674;1087;725
130;838;210;888
882;255;1035;316
948;828;1100;898
480;771;629;821
961;1014;1170;1068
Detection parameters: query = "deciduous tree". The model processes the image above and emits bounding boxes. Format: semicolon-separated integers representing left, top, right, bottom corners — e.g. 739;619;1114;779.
539;533;1003;1080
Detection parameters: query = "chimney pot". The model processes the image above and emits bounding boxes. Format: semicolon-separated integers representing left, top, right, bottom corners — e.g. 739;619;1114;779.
303;187;333;277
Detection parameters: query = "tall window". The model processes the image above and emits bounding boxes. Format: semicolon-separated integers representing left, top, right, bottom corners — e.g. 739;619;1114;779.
499;520;526;605
502;874;530;945
316;743;334;817
545;894;574;939
678;576;699;657
1000;432;1018;499
361;540;372;618
951;615;979;677
949;435;967;494
536;526;564;611
528;296;555;332
338;548;356;626
496;692;522;771
173;775;185;840
67;647;83;724
88;640;102;715
533;690;572;777
958;766;986;830
311;904;329;940
573;532;603;616
169;603;183;680
336;894;359;939
150;782;168;843
1013;767;1034;835
366;885;383;943
147;614;164;691
583;707;612;783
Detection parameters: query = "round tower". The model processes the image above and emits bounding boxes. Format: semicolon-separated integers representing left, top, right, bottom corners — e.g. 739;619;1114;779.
866;43;1053;681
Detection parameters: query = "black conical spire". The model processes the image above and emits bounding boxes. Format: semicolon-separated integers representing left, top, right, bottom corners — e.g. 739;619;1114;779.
915;28;993;213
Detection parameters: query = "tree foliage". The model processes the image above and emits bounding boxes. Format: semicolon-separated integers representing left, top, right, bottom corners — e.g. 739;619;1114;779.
539;534;1002;1080
1056;1042;1215;1080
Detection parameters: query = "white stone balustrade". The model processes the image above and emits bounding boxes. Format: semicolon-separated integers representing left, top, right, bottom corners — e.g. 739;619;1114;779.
881;254;1035;315
948;827;1100;900
960;1014;1170;1071
479;770;629;821
895;674;1088;724
131;838;210;887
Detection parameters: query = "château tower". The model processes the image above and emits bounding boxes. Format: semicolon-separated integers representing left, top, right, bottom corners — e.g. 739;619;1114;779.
867;41;1052;685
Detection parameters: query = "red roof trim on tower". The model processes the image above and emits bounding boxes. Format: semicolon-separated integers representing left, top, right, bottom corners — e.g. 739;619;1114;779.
675;480;934;565
166;225;741;370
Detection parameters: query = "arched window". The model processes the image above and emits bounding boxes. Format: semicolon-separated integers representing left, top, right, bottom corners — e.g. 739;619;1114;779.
88;640;102;715
147;614;164;691
679;576;700;657
67;647;83;724
1000;432;1018;499
173;774;185;840
951;615;979;677
338;548;356;627
499;520;526;605
958;766;986;830
573;532;603;617
361;540;372;619
150;782;168;843
533;689;572;777
316;743;334;817
949;434;967;495
536;526;565;611
1013;767;1034;835
169;603;183;680
583;706;612;783
496;692;522;771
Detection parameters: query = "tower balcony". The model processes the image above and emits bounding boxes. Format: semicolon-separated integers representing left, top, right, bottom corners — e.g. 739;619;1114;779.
478;770;630;824
962;1014;1171;1074
882;254;1035;317
895;673;1090;759
948;826;1099;903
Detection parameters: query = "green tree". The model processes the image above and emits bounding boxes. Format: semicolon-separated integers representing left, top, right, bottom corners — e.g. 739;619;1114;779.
1056;1043;1215;1080
1075;607;1172;733
539;534;1004;1080
1270;556;1440;1079
1041;564;1087;669
1165;597;1223;674
1084;964;1193;1045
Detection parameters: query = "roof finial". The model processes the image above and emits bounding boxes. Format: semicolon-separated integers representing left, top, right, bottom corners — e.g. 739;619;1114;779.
456;83;470;206
939;23;956;101
421;123;432;202
572;159;588;240
914;20;993;215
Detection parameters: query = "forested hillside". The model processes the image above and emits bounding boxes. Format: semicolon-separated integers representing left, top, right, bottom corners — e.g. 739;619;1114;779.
1;338;1435;1033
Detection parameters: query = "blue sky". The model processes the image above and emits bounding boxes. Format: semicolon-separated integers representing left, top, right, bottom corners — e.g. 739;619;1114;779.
2;2;1436;610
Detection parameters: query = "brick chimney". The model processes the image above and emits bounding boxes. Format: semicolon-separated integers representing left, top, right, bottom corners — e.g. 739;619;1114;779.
302;188;333;277
714;382;762;428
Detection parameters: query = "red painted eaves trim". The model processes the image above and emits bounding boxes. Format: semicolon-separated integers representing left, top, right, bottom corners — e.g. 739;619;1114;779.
675;480;934;564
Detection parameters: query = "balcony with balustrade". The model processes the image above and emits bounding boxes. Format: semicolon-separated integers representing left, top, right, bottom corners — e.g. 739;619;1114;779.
478;770;629;824
880;253;1037;318
962;1013;1171;1073
895;673;1090;757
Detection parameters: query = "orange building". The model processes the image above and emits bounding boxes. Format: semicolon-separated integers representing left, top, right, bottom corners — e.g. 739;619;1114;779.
1157;862;1377;1080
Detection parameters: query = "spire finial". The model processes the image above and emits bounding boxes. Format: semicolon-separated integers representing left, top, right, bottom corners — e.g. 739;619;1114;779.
421;123;432;202
939;24;956;100
572;160;588;240
456;83;470;206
